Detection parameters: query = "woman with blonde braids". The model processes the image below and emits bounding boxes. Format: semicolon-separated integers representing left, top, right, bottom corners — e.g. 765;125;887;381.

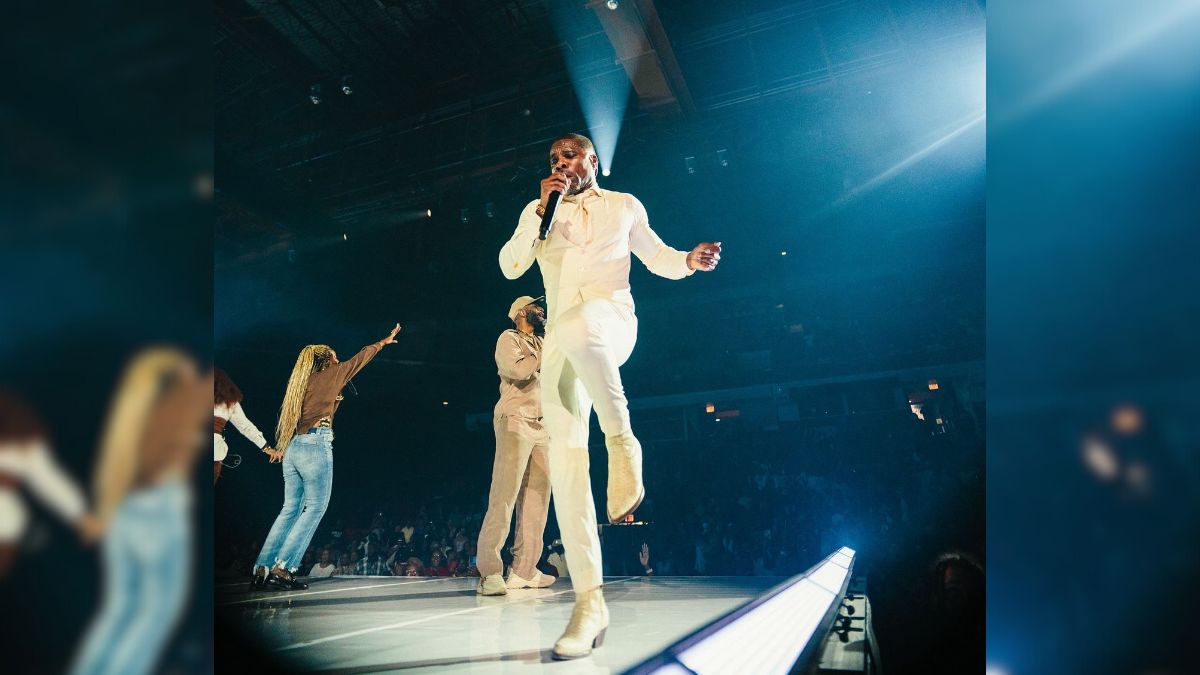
69;346;211;675
252;323;401;591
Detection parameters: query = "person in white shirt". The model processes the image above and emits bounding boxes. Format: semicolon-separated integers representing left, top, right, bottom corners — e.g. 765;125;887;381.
213;368;278;486
0;390;103;578
499;133;721;659
308;548;336;578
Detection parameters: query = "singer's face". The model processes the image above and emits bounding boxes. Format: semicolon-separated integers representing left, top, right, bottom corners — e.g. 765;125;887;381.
549;140;598;195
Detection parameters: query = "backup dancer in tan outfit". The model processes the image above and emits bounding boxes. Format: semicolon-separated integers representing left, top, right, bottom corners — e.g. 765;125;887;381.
476;295;556;596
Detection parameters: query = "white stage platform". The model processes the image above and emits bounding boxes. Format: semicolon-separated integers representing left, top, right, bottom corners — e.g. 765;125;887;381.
217;575;782;674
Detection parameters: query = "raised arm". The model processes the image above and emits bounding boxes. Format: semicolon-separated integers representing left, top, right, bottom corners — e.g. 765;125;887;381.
335;324;402;385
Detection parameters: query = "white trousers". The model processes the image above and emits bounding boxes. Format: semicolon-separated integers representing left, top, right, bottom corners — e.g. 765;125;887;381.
542;298;638;593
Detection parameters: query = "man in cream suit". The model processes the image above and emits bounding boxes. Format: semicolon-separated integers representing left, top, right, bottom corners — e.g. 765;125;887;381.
499;132;721;659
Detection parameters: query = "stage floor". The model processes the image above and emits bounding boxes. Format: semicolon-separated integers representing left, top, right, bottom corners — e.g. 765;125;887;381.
217;575;782;673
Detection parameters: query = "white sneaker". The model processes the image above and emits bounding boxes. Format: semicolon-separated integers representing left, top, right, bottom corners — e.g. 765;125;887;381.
506;570;557;589
477;574;508;596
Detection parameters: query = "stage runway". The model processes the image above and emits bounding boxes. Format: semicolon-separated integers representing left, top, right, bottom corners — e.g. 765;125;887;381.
218;575;782;673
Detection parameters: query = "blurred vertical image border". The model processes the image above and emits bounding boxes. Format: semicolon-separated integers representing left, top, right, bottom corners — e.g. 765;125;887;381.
988;1;1200;674
0;1;212;674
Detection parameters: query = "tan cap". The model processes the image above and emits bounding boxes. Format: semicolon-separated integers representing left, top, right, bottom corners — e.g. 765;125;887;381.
508;296;539;321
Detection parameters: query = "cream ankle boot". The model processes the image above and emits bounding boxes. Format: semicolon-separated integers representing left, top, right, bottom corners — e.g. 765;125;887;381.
606;432;644;524
552;587;610;660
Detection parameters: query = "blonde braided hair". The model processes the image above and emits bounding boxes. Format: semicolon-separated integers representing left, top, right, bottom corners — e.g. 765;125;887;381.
275;344;333;455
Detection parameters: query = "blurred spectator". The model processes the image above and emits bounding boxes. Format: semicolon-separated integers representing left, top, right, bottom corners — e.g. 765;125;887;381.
546;540;569;579
426;550;450;577
353;541;390;576
403;557;425;577
638;543;654;576
308;549;336;578
326;519;345;550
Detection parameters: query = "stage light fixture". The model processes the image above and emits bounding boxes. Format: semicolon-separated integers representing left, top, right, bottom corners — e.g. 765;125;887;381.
342;233;347;241
460;208;469;224
341;75;353;95
666;547;855;675
309;84;322;105
606;0;619;9
684;156;696;174
426;209;432;217
717;149;729;167
485;201;495;218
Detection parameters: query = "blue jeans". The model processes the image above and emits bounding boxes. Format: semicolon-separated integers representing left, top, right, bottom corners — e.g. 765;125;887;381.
69;478;191;675
255;428;333;572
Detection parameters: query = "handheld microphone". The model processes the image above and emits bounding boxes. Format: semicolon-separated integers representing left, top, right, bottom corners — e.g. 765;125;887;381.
539;191;562;240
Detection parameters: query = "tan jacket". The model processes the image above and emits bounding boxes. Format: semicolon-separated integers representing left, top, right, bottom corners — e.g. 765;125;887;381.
493;329;545;438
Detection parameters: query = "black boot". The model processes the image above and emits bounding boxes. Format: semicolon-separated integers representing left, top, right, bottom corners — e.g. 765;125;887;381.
249;565;268;591
265;566;308;591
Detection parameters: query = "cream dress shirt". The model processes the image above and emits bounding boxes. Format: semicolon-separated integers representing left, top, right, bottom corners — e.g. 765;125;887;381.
499;186;694;323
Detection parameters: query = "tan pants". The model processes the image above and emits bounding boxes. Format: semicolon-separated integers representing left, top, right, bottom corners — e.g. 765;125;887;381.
542;299;638;593
476;416;551;579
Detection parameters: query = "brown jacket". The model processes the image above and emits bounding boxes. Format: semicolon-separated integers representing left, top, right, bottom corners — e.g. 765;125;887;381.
296;342;383;434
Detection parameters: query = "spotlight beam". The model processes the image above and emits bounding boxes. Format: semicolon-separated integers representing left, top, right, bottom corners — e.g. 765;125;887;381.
824;111;985;213
994;0;1200;127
